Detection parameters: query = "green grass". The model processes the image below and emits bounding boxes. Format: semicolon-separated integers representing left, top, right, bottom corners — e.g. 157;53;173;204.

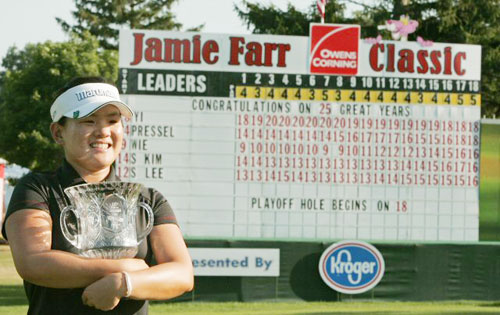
2;246;500;314
0;246;27;314
148;301;500;314
479;124;500;241
481;124;500;155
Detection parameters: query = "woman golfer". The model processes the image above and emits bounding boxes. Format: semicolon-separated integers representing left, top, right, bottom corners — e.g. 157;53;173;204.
2;77;193;314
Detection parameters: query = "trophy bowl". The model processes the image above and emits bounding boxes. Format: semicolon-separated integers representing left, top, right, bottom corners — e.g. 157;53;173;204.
60;182;154;259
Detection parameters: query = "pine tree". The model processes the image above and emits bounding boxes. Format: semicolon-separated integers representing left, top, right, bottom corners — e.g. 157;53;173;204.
57;0;182;50
235;0;351;36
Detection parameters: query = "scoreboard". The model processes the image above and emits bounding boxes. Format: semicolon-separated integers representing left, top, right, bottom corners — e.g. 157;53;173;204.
118;28;481;242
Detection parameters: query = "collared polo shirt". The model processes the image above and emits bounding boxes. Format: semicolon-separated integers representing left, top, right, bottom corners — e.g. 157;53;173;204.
2;159;177;315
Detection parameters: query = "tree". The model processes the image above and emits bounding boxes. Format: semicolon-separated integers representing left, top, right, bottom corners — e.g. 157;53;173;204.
235;0;352;36
235;0;500;116
0;34;117;171
57;0;183;50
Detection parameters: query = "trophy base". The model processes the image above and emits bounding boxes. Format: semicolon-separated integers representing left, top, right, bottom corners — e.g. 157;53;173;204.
80;246;138;259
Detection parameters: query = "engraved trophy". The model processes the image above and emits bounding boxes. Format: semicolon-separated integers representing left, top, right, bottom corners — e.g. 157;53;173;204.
60;182;154;259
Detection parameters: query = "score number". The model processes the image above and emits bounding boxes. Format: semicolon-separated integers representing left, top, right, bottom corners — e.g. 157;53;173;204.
235;86;480;106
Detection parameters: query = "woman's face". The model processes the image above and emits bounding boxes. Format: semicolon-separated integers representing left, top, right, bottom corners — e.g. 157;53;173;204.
56;105;123;173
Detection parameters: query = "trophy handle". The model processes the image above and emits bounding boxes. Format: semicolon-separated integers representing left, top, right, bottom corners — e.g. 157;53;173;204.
136;202;154;242
60;205;81;249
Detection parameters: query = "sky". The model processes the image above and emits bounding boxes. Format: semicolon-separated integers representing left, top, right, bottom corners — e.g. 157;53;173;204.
0;0;317;65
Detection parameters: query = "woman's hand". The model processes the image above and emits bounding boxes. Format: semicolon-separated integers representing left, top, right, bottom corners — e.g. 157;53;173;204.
82;272;125;311
82;258;149;311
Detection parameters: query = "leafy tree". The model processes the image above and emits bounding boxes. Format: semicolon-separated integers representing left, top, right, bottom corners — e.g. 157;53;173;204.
236;0;500;116
57;0;184;50
0;34;117;171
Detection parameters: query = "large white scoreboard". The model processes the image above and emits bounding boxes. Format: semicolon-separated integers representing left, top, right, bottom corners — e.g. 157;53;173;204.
118;27;481;242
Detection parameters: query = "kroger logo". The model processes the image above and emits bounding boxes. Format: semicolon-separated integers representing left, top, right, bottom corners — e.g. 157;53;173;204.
318;240;385;294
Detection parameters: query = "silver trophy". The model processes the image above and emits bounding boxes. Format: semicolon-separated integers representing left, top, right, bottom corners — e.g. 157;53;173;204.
60;182;154;259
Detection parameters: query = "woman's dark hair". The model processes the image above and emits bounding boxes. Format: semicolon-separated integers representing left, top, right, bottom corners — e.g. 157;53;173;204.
53;76;115;126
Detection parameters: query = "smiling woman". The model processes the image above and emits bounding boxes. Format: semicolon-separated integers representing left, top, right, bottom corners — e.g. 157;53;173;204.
50;79;132;183
1;77;193;314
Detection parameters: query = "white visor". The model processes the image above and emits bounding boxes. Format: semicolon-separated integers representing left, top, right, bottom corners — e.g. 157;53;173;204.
50;83;133;122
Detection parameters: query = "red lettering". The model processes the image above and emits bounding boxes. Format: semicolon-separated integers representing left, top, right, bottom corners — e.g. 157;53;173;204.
264;43;278;66
192;35;201;63
276;43;291;67
229;37;245;65
164;39;191;63
131;34;220;66
229;38;290;67
246;42;263;66
130;33;145;66
367;44;468;77
430;50;442;74
145;38;163;62
443;46;452;75
416;50;429;73
454;52;466;75
369;44;384;71
387;44;395;72
202;40;219;64
397;49;415;73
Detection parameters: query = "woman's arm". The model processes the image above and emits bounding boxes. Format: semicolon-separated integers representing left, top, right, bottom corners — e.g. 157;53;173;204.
82;223;193;308
126;223;194;299
6;209;149;288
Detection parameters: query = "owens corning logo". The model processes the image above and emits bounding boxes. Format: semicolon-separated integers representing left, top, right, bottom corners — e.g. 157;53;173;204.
75;89;115;102
318;240;385;294
309;23;360;75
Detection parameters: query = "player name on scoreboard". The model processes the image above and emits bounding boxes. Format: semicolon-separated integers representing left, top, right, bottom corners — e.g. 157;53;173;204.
118;111;175;180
